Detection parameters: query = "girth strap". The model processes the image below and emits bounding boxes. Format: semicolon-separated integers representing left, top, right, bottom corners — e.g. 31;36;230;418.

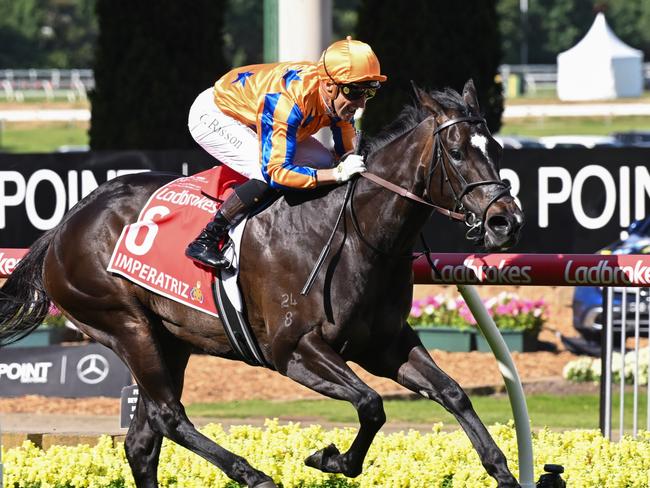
213;274;274;369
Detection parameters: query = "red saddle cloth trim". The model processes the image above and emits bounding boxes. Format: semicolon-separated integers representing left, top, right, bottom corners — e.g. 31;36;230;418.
107;166;247;317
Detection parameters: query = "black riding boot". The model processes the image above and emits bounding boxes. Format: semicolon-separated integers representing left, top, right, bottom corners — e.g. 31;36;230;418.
185;179;273;269
185;209;236;269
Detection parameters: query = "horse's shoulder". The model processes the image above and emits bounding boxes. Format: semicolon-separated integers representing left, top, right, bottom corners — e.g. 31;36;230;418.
255;185;345;229
244;184;345;246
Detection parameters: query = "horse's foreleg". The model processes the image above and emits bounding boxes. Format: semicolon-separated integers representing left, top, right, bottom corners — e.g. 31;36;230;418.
359;326;520;488
277;330;385;478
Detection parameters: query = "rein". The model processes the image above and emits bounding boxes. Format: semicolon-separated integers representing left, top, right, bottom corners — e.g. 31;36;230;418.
300;114;513;295
359;172;465;221
350;115;510;258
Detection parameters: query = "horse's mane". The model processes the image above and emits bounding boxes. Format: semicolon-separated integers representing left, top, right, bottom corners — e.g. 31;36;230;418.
363;87;469;156
285;88;468;207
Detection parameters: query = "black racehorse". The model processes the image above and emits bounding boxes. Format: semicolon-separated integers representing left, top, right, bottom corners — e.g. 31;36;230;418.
0;80;524;487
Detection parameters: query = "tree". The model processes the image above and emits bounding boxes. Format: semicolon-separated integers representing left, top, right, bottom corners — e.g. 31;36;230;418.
0;0;97;68
333;0;360;39
89;0;228;150
605;0;650;60
497;0;650;64
356;1;504;135
497;0;524;64
0;0;45;67
39;0;97;68
531;0;594;63
223;0;263;67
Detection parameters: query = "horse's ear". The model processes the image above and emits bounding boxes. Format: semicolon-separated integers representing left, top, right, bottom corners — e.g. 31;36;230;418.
410;80;444;116
462;79;480;114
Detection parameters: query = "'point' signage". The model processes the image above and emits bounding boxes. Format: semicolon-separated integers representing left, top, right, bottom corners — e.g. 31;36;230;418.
0;343;131;398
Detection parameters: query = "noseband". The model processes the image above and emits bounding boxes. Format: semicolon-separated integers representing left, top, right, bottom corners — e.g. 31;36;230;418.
427;115;511;241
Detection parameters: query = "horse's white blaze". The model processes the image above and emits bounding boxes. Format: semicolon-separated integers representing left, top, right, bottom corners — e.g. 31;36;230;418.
471;133;489;159
419;389;430;399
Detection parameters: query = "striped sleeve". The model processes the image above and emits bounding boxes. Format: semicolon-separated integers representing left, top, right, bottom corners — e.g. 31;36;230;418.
331;119;356;158
258;93;317;190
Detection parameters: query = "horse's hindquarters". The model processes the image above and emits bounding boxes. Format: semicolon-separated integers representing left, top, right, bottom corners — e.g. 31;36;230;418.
42;173;176;339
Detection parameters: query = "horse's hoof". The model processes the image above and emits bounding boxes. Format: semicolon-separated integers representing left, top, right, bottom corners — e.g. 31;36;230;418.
252;481;277;488
305;443;340;471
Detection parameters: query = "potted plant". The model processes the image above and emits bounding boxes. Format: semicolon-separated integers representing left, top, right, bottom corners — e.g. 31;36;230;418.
474;292;547;353
409;295;476;352
7;303;82;348
409;292;547;353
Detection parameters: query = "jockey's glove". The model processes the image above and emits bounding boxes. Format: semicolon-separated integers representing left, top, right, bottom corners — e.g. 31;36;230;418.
334;154;367;183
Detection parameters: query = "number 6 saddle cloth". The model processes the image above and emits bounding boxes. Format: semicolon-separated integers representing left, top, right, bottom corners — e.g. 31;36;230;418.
107;166;247;318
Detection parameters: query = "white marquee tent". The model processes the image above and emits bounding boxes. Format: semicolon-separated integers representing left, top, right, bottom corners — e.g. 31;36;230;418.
557;12;643;101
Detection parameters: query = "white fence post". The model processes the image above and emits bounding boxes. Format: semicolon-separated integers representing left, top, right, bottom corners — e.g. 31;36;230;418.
601;287;650;440
0;69;93;101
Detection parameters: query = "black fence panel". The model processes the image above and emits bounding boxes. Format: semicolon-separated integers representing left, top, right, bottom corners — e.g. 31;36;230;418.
1;148;650;252
420;147;650;253
0;150;213;247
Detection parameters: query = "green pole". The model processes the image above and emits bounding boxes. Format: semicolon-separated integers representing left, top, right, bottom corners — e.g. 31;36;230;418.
456;284;535;488
263;0;278;63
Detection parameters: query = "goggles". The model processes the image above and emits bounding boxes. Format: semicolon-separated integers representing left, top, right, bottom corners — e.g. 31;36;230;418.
339;82;380;101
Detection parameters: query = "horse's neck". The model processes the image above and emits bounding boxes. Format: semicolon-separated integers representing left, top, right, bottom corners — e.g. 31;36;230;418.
367;119;433;190
354;122;434;254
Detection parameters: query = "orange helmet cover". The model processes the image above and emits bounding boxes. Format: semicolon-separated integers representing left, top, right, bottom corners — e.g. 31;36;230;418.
318;37;387;84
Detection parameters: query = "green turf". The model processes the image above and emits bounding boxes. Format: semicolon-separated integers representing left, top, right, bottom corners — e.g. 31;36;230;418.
506;90;650;105
0;121;88;153
500;115;650;137
2;105;650;153
186;392;648;431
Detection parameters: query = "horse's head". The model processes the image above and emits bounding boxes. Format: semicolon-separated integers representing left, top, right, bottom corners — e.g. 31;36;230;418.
412;80;524;250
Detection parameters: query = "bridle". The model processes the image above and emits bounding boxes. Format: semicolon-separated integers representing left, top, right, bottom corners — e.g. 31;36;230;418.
357;115;511;243
426;115;511;240
301;114;512;295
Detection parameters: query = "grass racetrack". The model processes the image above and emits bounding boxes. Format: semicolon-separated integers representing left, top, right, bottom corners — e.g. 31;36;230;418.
185;392;647;432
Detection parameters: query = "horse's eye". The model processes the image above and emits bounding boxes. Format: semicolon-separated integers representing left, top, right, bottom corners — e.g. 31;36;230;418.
449;149;462;161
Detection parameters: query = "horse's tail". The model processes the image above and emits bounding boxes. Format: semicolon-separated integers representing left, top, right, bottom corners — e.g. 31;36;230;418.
0;231;54;347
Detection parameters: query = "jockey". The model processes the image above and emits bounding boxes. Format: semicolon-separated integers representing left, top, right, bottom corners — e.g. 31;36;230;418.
185;36;387;269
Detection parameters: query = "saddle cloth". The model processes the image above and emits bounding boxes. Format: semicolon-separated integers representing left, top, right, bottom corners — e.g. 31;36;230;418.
107;166;247;317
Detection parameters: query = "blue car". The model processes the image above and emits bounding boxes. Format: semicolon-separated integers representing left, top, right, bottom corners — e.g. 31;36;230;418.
572;218;650;342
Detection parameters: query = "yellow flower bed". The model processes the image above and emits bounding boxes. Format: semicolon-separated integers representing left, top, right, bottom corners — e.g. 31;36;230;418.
3;420;650;487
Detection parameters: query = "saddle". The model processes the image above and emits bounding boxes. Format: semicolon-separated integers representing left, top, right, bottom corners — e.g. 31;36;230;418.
107;166;271;367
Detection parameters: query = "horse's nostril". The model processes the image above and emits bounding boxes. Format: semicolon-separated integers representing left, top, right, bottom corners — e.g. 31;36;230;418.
487;215;511;235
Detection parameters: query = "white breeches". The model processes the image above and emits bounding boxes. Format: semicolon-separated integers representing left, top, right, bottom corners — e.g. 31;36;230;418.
188;88;333;182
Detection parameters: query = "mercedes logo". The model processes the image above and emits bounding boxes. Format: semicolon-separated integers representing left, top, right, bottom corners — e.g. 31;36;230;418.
76;354;110;385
